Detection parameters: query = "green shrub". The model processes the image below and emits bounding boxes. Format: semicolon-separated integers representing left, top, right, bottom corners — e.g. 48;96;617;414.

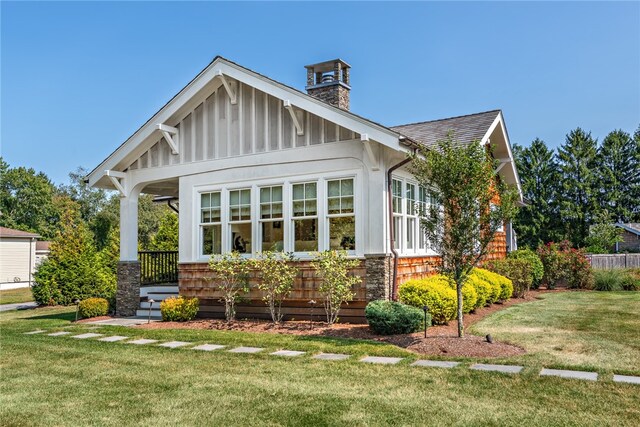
594;269;640;291
466;274;491;309
365;300;427;335
398;278;457;325
621;270;640;291
537;241;594;289
423;274;478;314
472;268;509;303
78;297;109;318
509;248;544;288
486;258;532;298
160;296;199;321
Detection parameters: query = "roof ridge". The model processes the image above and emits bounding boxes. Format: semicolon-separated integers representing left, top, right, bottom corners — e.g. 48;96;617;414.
390;109;502;129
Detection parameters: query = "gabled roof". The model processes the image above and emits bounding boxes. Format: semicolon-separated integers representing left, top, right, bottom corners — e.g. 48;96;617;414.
390;110;501;147
616;223;640;236
0;227;40;239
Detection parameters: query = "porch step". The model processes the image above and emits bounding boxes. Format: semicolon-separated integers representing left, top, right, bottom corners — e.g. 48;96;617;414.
145;292;179;301
140;285;178;297
136;308;162;319
140;301;162;309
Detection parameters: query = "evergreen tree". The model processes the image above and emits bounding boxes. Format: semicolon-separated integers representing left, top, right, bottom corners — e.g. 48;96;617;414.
556;128;599;247
596;129;640;223
512;139;562;248
149;210;178;251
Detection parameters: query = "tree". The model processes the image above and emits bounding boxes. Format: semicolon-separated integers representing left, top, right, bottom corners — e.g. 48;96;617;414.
596;130;640;223
556;128;599;247
149;210;178;251
585;212;624;253
208;252;251;322
250;251;299;324
512;139;562;248
411;136;518;337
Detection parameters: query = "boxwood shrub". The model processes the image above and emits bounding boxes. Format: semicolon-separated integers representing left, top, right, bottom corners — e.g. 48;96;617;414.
365;300;427;335
78;297;109;319
160;296;199;321
398;278;457;325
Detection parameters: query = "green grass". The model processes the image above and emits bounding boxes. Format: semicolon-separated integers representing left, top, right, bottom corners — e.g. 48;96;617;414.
0;287;34;305
1;293;639;426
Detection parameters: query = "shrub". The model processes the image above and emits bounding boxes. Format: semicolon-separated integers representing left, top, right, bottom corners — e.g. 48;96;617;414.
472;268;509;303
208;252;251;322
593;270;623;291
250;251;299;324
621;270;640;291
398;278;457;325
365;300;427;335
78;297;109;319
423;274;477;314
311;250;361;326
564;248;594;289
486;258;533;298
466;274;491;309
509;249;544;288
160;296;199;321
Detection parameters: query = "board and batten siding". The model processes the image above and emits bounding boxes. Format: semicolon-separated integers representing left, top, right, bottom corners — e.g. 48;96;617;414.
0;238;36;285
125;82;359;171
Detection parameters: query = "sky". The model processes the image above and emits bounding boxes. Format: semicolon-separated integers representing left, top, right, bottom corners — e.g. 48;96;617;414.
2;1;639;185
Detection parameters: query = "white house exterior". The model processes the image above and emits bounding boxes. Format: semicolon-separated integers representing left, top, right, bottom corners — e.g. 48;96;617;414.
0;227;40;290
87;57;522;320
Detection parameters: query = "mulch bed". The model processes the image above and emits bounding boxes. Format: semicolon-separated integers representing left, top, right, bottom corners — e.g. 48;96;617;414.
131;291;552;358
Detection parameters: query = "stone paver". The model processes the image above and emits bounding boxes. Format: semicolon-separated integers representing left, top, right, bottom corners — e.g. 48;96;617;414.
84;318;156;327
313;353;350;361
98;335;129;342
540;368;598;381
24;330;45;335
228;346;264;354
71;333;104;339
271;350;305;357
192;344;225;351
158;341;191;349
613;374;640;385
360;356;404;365
0;302;38;312
471;363;523;374
127;339;159;345
48;331;72;336
412;360;460;369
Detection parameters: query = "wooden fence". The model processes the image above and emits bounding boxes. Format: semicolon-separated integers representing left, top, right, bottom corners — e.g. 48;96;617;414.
587;254;640;269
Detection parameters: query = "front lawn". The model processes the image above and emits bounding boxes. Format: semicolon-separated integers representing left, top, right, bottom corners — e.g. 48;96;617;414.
0;292;638;426
0;287;34;305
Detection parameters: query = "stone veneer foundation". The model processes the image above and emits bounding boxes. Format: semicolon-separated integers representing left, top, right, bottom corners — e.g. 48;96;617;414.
116;261;140;317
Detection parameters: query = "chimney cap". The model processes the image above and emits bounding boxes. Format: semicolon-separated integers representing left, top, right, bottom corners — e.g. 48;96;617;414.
304;58;351;72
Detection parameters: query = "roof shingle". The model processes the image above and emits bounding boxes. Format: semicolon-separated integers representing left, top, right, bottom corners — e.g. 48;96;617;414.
0;227;41;239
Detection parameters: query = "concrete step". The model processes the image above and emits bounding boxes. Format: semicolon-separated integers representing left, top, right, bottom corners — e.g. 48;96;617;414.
139;301;162;309
145;292;178;300
140;285;178;297
136;308;162;319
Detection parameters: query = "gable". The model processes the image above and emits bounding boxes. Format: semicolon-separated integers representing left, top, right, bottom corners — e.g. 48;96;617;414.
126;81;360;172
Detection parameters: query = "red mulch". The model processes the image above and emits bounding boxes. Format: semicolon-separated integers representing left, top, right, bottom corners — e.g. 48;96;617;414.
132;290;553;358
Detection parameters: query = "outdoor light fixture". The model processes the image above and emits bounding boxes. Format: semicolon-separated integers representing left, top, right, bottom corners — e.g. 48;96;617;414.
73;299;80;322
308;300;316;330
486;334;493;344
422;306;429;338
148;299;155;324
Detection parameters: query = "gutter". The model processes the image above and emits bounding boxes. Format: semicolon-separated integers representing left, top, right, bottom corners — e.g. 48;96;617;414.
386;146;416;301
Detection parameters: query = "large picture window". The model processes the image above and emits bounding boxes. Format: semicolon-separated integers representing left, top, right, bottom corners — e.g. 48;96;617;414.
327;178;355;250
229;189;251;253
292;182;318;252
201;191;221;255
260;185;284;251
406;183;417;250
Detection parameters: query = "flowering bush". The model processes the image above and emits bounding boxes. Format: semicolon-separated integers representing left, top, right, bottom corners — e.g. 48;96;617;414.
537;241;593;289
508;249;544;288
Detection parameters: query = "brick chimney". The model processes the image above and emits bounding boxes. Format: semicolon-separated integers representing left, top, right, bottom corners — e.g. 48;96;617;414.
305;59;351;110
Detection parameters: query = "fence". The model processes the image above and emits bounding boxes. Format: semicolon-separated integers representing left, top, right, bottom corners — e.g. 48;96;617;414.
139;251;179;285
587;254;640;269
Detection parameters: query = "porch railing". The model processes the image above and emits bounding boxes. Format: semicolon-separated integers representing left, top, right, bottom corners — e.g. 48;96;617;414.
139;251;179;285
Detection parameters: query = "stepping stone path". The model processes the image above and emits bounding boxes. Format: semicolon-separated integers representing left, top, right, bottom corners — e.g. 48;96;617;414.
360;356;403;365
72;333;104;339
471;363;523;374
540;368;598;381
412;360;459;369
159;341;191;349
24;330;45;335
192;344;225;351
48;331;71;336
313;353;350;361
127;339;159;345
228;346;264;354
99;336;129;342
612;375;640;385
271;350;305;357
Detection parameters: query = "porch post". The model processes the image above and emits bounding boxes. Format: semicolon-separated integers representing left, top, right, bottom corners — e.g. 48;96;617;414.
116;192;140;316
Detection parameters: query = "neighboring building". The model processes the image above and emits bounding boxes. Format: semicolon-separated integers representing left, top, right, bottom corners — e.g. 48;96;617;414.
87;57;523;320
0;227;40;290
35;241;52;266
614;223;640;252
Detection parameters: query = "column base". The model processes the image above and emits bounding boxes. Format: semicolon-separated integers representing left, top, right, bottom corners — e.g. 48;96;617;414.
116;261;140;317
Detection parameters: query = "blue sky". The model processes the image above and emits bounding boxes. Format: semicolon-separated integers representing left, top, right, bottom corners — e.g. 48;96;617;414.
2;1;639;185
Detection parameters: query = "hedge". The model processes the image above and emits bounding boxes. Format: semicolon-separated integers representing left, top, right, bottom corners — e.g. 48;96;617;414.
365;300;427;335
398;278;457;325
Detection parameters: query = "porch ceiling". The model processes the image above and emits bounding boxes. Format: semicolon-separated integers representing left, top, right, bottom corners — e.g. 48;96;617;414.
141;178;179;197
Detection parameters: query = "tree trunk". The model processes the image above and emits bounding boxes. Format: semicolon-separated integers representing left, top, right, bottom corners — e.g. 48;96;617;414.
456;281;464;338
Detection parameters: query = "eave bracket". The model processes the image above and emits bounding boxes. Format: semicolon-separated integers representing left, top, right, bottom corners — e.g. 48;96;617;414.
156;124;179;155
283;100;304;136
217;71;237;105
105;170;126;197
361;134;380;170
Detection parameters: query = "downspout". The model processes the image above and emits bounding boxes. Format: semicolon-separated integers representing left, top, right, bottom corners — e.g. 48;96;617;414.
386;149;416;301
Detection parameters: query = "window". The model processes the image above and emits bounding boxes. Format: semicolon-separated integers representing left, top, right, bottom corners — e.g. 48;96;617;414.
292;182;318;252
327;178;355;250
392;179;403;214
418;186;429;250
260;185;284;251
201;192;221;255
392;178;403;249
406;183;417;250
229;189;251;253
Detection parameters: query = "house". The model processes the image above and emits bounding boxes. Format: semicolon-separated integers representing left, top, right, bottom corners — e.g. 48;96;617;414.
614;223;640;252
35;241;52;267
87;57;523;321
0;227;40;290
